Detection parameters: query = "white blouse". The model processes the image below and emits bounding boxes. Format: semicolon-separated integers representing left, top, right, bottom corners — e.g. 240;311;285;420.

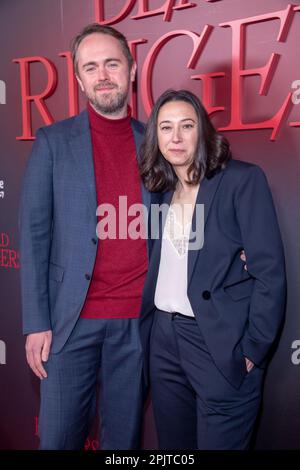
154;205;195;317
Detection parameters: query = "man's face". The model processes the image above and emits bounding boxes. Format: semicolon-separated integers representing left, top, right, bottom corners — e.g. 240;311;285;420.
76;33;136;119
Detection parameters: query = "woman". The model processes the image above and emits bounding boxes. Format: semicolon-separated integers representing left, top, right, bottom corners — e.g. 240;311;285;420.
139;89;286;449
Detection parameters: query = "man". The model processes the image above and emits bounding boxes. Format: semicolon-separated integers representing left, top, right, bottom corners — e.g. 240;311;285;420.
20;23;150;450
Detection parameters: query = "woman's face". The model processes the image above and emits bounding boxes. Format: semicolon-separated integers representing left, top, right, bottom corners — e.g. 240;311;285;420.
157;100;198;171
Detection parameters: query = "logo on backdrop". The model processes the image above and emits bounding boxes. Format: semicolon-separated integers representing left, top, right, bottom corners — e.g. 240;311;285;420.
12;3;300;141
0;232;20;269
0;80;5;104
291;340;300;365
0;340;6;365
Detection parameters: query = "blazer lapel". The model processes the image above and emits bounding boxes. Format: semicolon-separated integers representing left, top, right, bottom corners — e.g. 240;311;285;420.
69;111;97;220
188;169;225;283
145;189;173;301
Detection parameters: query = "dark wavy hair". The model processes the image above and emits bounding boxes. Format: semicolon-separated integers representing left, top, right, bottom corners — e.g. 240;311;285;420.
71;23;134;75
139;89;231;192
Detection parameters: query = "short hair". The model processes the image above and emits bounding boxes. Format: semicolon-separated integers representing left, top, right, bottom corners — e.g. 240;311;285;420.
71;23;134;74
139;89;232;192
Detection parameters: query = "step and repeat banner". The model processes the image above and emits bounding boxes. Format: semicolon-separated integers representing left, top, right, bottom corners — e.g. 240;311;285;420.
0;0;300;449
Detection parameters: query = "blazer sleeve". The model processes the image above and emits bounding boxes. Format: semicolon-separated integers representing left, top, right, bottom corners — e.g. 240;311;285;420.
19;128;53;334
234;165;286;367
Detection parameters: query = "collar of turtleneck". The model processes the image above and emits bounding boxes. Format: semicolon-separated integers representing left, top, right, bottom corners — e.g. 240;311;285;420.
87;101;132;135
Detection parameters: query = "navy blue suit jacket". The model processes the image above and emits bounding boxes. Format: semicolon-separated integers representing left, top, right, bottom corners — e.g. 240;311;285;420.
140;160;286;389
20;110;149;353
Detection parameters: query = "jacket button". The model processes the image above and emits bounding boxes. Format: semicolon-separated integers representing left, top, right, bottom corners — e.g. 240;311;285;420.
202;290;211;300
91;238;97;245
85;274;91;281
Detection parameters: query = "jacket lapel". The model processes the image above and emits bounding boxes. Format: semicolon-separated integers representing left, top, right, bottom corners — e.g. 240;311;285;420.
145;189;173;302
146;169;225;300
188;169;225;283
69;111;97;221
68;113;148;226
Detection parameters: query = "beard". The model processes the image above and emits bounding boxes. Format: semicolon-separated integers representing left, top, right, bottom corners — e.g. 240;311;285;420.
89;81;128;116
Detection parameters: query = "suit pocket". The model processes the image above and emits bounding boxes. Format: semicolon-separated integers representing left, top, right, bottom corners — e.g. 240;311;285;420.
49;262;64;282
224;276;254;301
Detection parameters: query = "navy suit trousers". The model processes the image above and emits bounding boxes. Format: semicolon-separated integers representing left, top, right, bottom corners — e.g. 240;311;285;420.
39;317;144;450
150;310;264;450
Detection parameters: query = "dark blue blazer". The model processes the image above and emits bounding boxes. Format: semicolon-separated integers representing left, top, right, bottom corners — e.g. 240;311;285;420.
140;160;286;389
19;110;149;353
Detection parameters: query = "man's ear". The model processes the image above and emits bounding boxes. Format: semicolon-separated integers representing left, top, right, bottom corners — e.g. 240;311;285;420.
130;62;137;83
76;73;84;92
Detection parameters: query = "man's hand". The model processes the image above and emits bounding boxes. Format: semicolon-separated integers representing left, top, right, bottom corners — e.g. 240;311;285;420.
25;330;52;379
245;357;254;373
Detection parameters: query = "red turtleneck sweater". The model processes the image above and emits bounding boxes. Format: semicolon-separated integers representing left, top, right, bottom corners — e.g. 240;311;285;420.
80;103;148;318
